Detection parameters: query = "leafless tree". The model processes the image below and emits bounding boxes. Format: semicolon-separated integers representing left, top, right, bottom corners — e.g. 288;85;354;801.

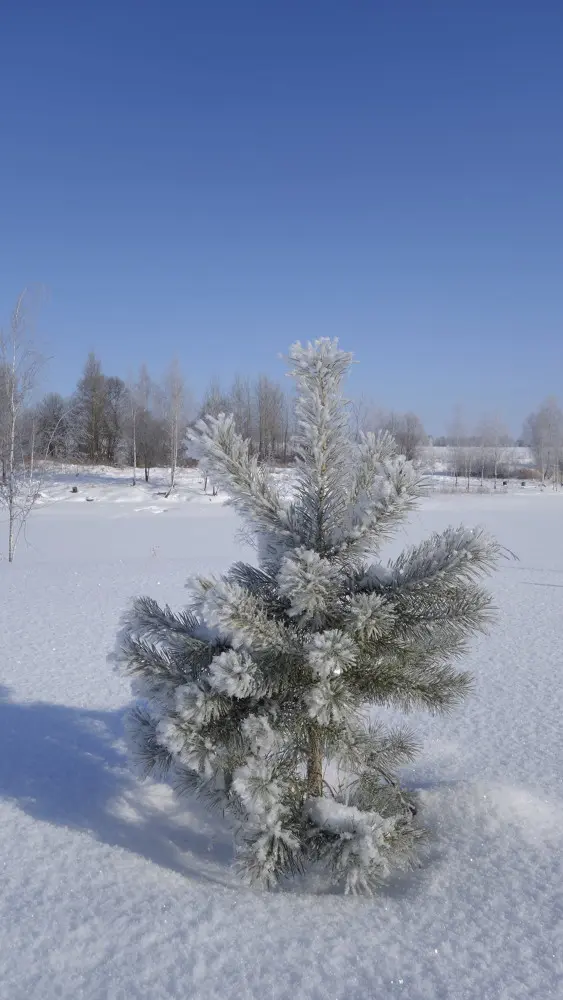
350;396;386;439
199;373;292;465
0;291;45;562
126;367;150;485
126;379;139;486
385;411;427;463
199;379;231;420
255;375;287;461
197;381;226;493
447;406;466;488
136;364;153;481
73;353;107;463
475;417;489;488
279;391;293;464
230;375;253;442
523;398;563;486
102;376;127;464
462;443;476;492
475;413;510;488
164;359;186;496
133;366;168;482
350;399;426;463
35;392;69;459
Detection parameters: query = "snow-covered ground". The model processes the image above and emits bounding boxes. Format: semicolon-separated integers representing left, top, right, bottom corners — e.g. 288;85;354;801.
32;462;226;511
1;469;562;999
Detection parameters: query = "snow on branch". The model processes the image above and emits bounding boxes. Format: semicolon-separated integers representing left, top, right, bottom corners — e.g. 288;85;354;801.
304;796;416;895
288;339;354;553
387;526;505;591
188;413;294;550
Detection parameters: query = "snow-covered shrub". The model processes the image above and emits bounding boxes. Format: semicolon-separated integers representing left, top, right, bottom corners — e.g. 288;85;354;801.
115;339;501;894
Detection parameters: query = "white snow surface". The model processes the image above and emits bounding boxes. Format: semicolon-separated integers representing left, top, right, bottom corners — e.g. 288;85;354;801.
1;468;562;999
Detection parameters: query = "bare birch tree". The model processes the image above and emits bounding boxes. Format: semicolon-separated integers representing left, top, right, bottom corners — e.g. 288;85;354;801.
349;396;386;439
129;381;138;485
255;375;287;461
0;291;45;562
136;364;152;482
127;368;149;485
447;406;466;488
476;413;509;488
199;374;291;466
164;359;185;496
523;398;563;486
388;411;427;463
35;392;69;459
230;375;253;442
73;353;106;463
463;444;476;492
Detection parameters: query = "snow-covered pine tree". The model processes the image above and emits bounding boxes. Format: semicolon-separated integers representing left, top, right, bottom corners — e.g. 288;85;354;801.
115;339;501;894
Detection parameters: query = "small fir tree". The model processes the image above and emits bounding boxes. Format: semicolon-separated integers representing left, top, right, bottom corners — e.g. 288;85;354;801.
116;340;501;894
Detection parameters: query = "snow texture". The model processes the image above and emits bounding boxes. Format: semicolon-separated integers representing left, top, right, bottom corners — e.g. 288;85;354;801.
0;471;562;998
307;629;357;678
277;547;339;620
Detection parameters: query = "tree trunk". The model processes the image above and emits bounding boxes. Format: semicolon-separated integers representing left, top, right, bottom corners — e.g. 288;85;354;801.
7;418;15;563
306;723;323;798
166;419;178;497
7;380;16;562
8;516;14;562
132;412;137;486
29;421;36;481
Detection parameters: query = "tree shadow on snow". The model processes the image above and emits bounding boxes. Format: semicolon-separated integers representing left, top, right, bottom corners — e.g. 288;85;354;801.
0;686;446;901
0;687;236;888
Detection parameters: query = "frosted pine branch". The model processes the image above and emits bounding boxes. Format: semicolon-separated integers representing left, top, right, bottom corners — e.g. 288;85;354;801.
387;526;505;591
189;413;295;551
289;339;354;553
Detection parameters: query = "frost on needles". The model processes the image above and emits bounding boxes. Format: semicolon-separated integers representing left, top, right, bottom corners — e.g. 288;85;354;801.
115;339;502;895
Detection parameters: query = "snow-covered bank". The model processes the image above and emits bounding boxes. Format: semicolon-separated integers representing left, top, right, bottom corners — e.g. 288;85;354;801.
1;488;562;999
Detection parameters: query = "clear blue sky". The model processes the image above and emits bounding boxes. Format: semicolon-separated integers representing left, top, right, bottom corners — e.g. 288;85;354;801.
1;1;562;435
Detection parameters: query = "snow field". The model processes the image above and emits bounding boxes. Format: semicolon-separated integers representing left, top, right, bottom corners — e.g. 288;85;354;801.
0;482;562;999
